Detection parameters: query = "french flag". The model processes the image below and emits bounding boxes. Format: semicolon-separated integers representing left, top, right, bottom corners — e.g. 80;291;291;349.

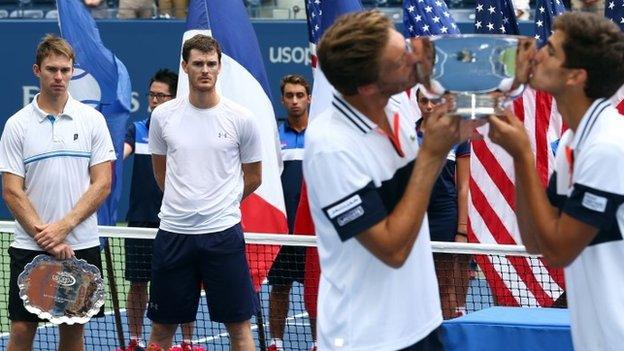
179;0;288;290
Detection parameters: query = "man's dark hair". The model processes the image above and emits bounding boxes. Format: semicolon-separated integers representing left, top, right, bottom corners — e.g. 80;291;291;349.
280;74;311;95
182;34;222;63
317;10;392;96
554;12;624;99
149;69;179;97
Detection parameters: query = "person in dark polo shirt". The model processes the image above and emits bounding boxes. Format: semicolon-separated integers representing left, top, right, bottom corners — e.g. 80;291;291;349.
122;69;195;351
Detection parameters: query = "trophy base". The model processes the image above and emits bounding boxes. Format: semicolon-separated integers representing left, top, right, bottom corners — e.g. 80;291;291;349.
448;93;503;120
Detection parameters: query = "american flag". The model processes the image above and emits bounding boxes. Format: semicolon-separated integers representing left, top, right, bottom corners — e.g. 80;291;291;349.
606;0;624;31
402;0;460;37
472;0;565;307
533;0;565;46
305;0;363;117
605;0;624;114
474;0;518;34
299;0;364;323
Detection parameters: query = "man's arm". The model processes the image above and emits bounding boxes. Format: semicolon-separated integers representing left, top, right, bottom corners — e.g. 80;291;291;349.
2;172;43;237
356;149;445;268
456;155;470;239
123;142;133;159
489;112;599;267
242;161;262;200
356;103;478;268
34;161;112;251
152;154;166;192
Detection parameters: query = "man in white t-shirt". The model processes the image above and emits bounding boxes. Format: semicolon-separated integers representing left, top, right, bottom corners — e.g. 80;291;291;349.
304;10;478;351
146;34;262;351
488;12;624;350
0;34;116;351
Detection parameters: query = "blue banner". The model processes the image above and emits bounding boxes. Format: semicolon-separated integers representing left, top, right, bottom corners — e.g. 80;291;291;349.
57;0;132;225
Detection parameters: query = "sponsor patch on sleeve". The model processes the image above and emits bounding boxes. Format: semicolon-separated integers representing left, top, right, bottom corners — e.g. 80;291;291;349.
326;194;362;219
582;192;607;212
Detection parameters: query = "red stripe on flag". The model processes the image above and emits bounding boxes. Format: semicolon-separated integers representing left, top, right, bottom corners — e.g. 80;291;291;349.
534;91;552;187
241;193;289;291
513;96;525;122
468;225;519;306
470;179;555;306
472;140;515;209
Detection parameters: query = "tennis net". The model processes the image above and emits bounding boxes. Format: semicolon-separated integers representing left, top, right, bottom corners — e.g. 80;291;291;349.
0;222;564;350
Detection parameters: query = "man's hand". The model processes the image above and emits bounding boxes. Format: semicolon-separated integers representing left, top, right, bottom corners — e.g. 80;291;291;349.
48;243;75;260
422;97;485;158
488;108;532;159
514;37;537;87
34;220;73;251
408;37;434;86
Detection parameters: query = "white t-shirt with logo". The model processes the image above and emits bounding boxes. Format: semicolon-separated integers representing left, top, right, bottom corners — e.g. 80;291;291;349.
0;94;116;250
149;96;262;234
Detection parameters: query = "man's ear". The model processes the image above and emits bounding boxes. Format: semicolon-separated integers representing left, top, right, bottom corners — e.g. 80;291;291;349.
33;64;41;78
567;68;587;88
181;60;188;74
357;83;378;97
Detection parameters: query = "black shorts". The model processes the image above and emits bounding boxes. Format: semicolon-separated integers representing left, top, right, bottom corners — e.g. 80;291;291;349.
9;246;105;322
147;224;259;324
267;245;306;286
124;221;158;282
399;328;443;351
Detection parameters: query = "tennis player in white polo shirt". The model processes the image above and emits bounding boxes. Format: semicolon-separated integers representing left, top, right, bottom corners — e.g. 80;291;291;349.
488;12;624;351
0;35;115;351
303;11;478;351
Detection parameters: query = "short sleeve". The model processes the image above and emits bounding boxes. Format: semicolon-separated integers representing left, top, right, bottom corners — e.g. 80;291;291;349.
125;122;136;150
90;112;116;166
304;149;387;241
0;118;25;177
239;112;263;164
562;142;624;229
148;113;167;155
455;141;471;158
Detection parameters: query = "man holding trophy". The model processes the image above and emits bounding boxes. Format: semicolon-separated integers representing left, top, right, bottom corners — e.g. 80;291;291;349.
0;35;115;350
303;10;478;350
487;12;624;350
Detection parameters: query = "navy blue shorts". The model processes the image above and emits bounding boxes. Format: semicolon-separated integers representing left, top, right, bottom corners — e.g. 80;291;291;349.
267;245;306;285
147;224;259;324
124;221;158;282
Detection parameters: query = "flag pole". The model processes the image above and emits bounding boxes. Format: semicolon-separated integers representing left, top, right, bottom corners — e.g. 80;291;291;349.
255;292;267;351
104;242;126;349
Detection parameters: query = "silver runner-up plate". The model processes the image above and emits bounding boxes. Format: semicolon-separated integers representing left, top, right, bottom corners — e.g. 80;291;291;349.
17;255;105;325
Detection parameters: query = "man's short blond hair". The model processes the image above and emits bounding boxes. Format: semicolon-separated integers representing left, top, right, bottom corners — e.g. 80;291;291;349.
36;34;75;67
317;10;393;96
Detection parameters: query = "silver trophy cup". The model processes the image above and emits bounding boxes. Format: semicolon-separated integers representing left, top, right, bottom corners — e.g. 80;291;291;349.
420;34;534;119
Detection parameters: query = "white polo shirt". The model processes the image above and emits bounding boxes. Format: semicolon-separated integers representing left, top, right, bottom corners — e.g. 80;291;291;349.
149;96;262;234
303;94;442;351
547;98;624;351
0;94;116;250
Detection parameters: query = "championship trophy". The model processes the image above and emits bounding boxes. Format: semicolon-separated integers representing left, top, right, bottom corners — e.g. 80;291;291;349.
18;255;105;325
418;34;535;119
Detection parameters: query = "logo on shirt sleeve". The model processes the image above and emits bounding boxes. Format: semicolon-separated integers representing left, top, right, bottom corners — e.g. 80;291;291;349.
582;192;607;212
326;194;362;219
337;206;365;227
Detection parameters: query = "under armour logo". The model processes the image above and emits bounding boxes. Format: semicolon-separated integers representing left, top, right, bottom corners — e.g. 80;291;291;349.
218;132;229;139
